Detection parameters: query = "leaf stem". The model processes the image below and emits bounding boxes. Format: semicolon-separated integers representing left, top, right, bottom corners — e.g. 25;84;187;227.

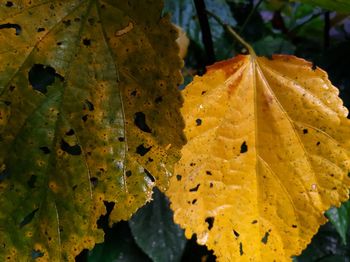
206;10;256;56
240;0;264;34
194;0;216;65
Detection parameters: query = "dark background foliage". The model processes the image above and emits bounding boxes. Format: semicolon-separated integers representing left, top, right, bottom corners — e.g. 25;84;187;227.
77;0;350;261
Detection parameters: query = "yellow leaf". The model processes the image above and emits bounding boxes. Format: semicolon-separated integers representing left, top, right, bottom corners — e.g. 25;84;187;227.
167;54;350;261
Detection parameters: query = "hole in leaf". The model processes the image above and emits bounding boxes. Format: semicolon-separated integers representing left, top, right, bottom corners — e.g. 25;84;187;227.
261;231;269;244
118;137;125;142
251;220;258;224
303;129;308;134
0;168;10;182
240;141;248;154
6;1;13;7
176;174;182;181
63;20;71;27
27;175;37;188
144;169;155;182
239;242;244;256
65;129;75;136
39;146;51;154
60;139;82;155
233;230;240;238
126;170;132;177
189;184;200;192
0;23;21;35
83;38;91;46
196;118;202;126
206;170;212;176
28;64;63;94
136;144;152;156
134;112;152;133
85;100;94;111
82;114;88;122
19;208;39;228
90;177;98;187
192;199;197;204
155;96;163;104
37;27;45;32
205;217;214;230
31;249;44;259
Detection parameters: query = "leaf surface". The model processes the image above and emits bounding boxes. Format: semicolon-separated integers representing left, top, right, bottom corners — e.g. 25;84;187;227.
167;54;350;261
0;0;184;260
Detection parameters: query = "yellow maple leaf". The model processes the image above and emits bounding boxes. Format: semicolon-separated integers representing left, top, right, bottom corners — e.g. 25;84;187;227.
167;54;350;261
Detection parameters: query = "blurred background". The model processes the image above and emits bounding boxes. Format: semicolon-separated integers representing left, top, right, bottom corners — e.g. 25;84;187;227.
78;0;350;261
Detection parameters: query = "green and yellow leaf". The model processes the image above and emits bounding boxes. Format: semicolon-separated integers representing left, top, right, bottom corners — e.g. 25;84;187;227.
167;54;350;261
0;0;184;260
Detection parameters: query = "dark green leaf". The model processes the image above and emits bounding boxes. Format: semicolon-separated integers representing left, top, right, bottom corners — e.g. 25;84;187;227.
129;188;186;262
326;201;350;245
294;0;350;13
88;221;151;262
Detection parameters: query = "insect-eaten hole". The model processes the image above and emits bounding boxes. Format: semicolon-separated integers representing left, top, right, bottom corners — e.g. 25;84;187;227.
176;174;182;181
233;230;240;238
82;114;88;122
303;128;308;134
31;249;44;259
240;141;248;154
155;96;163;104
196;118;202;126
85;99;94;111
28;64;64;94
60;139;82;156
189;184;200;192
205;217;214;230
65;129;75;136
0;23;21;35
261;231;270;244
83;38;91;46
19;208;39;228
136;144;152;156
134;112;152;133
0;168;10;182
239;242;244;256
90;177;98;187
126;170;132;177
27;175;37;188
39;146;51;154
144;168;155;182
6;1;14;7
206;170;212;176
